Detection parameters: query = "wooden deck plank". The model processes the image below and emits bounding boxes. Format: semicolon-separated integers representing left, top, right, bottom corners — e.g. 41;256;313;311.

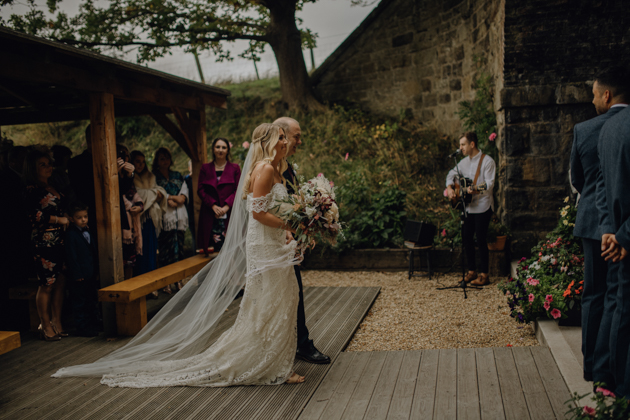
511;347;556;420
475;348;506;420
434;349;457;419
457;348;481;420
530;346;571;420
409;349;439;420
494;348;530;420
339;351;388;420
321;352;373;420
386;350;422;420
363;351;405;419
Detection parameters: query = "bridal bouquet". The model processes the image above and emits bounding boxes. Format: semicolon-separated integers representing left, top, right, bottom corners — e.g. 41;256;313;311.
279;173;342;258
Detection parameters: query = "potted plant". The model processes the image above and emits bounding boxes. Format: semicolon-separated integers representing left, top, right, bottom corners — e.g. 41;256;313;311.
487;217;510;251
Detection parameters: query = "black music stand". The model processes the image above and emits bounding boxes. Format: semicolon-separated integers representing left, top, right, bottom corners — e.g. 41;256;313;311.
437;154;482;298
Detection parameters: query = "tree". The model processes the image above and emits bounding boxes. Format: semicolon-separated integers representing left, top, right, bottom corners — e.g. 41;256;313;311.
1;0;331;110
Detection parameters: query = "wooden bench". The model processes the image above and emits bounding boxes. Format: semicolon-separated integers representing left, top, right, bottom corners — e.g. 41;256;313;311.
98;253;217;336
8;282;40;331
0;331;21;356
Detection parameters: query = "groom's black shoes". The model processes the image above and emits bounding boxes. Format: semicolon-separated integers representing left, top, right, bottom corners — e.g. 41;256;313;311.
296;341;331;364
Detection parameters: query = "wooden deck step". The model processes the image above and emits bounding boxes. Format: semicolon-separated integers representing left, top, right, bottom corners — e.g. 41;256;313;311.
0;331;20;356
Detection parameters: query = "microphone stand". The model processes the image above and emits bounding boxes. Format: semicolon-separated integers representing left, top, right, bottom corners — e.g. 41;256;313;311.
437;153;482;298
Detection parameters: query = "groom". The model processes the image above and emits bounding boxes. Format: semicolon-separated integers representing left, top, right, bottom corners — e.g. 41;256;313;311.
274;116;331;364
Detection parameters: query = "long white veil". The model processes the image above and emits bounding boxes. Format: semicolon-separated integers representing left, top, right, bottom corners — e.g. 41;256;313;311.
53;149;258;378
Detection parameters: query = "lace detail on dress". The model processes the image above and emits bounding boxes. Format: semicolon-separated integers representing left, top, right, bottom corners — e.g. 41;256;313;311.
248;194;270;213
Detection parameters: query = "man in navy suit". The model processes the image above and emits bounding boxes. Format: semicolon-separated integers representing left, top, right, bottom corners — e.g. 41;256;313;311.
593;67;630;396
571;67;628;383
274;117;330;365
65;203;100;337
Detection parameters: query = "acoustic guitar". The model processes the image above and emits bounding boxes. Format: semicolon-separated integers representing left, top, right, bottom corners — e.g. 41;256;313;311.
450;177;487;210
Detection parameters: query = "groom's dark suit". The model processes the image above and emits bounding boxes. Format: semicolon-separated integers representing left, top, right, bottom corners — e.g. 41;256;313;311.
570;106;623;382
595;105;630;397
283;165;310;349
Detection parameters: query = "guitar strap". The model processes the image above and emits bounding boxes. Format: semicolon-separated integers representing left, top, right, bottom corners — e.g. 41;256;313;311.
472;153;486;193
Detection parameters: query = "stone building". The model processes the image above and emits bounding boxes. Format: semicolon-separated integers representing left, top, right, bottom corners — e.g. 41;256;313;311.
312;0;630;256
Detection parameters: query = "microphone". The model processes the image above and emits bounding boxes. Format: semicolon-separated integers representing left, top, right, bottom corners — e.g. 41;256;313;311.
448;149;462;158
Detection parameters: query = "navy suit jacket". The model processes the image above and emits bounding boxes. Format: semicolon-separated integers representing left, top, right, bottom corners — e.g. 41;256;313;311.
571;106;624;240
65;224;98;281
596;106;630;250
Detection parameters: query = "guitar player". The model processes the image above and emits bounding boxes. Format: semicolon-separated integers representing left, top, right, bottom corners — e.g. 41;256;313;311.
445;132;496;286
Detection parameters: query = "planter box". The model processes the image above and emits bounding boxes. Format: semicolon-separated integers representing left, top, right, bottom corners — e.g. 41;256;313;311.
301;247;510;276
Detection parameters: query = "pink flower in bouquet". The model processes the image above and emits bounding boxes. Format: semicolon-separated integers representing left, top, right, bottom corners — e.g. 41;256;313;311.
441;229;447;237
345;153;349;161
489;132;497;142
330;181;334;187
543;301;550;310
545;294;553;303
550;308;561;319
526;277;539;286
596;387;616;398
318;173;323;177
242;141;250;149
528;293;534;303
582;406;596;417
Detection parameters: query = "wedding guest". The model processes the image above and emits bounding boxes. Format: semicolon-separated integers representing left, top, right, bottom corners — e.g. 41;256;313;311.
131;150;167;277
197;138;241;254
65;203;99;337
570;67;628;383
274;116;330;365
23;149;70;341
595;70;630;397
117;144;142;279
153;147;189;292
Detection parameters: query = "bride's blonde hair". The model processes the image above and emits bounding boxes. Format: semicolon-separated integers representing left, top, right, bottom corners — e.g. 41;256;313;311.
242;123;288;199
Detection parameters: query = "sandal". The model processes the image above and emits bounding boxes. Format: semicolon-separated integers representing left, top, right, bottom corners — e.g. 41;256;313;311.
52;323;69;337
38;325;61;342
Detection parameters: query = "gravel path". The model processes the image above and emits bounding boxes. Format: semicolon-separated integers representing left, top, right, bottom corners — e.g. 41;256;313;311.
301;270;538;351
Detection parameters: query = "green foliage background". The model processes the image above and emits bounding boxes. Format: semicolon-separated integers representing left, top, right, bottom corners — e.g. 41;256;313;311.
4;77;455;249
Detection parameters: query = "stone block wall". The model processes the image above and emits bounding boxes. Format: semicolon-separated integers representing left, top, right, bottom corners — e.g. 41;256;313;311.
312;0;504;138
498;0;630;256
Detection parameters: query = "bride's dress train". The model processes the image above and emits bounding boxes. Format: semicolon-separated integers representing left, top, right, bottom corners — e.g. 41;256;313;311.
98;183;299;388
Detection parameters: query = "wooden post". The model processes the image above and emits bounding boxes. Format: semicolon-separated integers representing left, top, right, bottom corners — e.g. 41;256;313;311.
90;92;123;335
190;109;207;239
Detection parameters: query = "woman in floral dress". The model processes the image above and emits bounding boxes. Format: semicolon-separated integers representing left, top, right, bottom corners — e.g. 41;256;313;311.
152;148;189;292
23;149;70;341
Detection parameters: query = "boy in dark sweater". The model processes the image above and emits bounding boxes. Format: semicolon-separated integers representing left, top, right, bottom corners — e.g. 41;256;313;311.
65;203;99;337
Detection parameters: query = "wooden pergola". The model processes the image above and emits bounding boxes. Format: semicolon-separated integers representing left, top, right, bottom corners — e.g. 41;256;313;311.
0;27;230;330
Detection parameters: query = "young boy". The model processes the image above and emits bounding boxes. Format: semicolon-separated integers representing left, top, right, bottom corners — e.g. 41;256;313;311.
65;203;99;337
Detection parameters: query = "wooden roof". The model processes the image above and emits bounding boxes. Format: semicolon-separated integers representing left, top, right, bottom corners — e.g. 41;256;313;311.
0;27;231;126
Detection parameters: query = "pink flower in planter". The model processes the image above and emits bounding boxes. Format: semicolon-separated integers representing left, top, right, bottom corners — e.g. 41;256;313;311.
242;141;250;149
489;132;497;142
545;295;553;303
596;387;616;398
543;301;550;311
526;277;539;286
561;266;568;272
550;308;561;319
441;229;447;237
528;293;534;302
582;406;596;417
229;142;234;148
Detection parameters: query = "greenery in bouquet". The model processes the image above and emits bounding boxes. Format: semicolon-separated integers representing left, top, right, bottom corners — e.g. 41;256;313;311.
434;207;463;248
566;383;629;419
279;173;342;258
498;198;583;324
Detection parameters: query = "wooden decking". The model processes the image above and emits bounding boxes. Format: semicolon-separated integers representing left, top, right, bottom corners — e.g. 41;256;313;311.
0;287;379;420
300;347;572;420
0;286;573;420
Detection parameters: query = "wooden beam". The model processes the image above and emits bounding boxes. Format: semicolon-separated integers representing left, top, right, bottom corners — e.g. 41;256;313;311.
0;332;21;356
90;92;123;335
150;114;193;157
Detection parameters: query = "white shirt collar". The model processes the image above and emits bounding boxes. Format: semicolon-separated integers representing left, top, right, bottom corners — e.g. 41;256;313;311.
611;104;629;109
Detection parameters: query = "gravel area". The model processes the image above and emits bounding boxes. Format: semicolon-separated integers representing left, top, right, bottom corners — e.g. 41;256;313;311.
301;270;538;351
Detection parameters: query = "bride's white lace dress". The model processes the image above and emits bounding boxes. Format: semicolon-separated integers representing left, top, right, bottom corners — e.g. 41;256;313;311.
100;183;299;388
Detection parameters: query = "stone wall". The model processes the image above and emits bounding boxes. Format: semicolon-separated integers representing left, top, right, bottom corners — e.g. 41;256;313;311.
312;0;504;138
498;0;630;256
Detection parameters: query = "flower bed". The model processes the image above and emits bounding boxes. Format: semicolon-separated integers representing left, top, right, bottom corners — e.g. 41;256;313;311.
498;198;584;324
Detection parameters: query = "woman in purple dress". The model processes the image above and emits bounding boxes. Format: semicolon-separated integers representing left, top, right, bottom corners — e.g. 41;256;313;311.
197;138;241;254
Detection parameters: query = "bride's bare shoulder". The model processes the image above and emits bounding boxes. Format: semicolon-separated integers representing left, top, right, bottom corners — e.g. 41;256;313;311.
250;162;274;193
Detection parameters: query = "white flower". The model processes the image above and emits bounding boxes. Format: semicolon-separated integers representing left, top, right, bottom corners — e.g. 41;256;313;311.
563;219;568;226
293;163;299;172
305;207;317;218
560;210;567;217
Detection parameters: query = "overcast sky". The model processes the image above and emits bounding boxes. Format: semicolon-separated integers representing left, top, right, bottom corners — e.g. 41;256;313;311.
1;0;377;84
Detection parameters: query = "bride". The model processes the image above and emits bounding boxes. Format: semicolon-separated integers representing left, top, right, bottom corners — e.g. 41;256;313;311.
53;123;306;386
